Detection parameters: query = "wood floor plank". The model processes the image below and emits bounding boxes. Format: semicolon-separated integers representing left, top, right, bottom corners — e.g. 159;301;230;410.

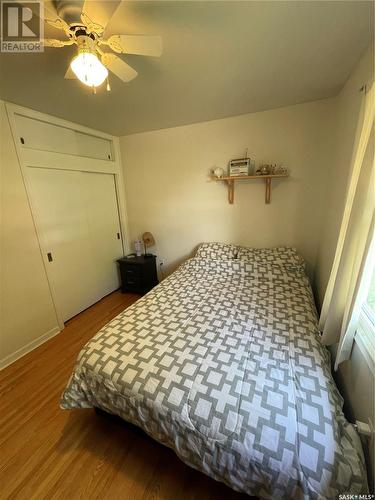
0;291;249;500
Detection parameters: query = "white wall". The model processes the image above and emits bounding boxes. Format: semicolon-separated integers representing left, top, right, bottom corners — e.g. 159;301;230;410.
0;101;59;367
121;98;337;283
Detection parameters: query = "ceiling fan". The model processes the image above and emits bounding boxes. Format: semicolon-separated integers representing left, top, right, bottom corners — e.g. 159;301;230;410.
40;0;162;91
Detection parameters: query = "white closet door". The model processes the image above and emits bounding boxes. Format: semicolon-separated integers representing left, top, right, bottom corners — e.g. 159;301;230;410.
82;172;122;297
26;167;101;321
26;168;123;322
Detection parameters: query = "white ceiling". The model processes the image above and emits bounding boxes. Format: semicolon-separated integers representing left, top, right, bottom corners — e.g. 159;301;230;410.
0;1;373;136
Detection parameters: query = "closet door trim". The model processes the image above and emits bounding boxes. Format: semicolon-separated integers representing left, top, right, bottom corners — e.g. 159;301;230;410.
6;103;130;330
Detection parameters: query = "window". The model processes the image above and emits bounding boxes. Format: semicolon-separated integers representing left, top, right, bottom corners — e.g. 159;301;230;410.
356;233;375;374
365;265;375;316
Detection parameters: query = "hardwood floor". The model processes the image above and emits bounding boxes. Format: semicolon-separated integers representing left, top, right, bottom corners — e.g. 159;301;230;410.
0;291;249;500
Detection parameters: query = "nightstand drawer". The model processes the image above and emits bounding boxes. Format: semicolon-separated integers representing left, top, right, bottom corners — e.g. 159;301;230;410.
121;269;142;290
124;278;141;289
124;267;141;279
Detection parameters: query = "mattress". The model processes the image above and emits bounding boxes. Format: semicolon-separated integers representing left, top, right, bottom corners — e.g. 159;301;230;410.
61;256;367;499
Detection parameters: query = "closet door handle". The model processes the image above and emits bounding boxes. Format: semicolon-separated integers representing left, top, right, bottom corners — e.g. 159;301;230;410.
117;233;121;240
47;252;53;262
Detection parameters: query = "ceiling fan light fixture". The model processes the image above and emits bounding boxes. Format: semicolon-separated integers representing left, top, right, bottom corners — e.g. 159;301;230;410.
71;51;108;87
70;36;108;87
43;7;162;88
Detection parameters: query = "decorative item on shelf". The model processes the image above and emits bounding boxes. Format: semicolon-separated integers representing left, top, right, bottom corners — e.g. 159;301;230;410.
256;164;270;175
213;167;225;178
142;232;156;257
269;164;289;175
278;165;289;175
250;158;256;175
134;240;143;257
229;157;251;177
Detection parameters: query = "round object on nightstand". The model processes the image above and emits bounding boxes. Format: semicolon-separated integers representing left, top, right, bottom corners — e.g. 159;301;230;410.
142;232;156;257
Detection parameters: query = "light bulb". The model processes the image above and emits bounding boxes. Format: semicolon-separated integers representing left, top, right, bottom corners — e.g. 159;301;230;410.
71;52;108;88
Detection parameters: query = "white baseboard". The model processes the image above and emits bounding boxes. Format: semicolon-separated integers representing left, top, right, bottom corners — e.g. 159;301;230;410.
0;326;61;370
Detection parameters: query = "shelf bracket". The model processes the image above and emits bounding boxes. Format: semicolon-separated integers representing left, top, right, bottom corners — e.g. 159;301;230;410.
227;179;234;204
264;177;272;204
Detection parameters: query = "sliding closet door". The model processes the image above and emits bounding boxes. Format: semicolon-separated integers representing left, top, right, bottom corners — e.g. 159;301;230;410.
26;168;101;321
26;168;123;322
82;172;122;297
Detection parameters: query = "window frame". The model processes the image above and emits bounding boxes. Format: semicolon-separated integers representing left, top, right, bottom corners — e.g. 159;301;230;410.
354;241;375;376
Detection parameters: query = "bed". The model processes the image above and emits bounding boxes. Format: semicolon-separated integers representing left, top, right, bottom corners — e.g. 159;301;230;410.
61;244;367;499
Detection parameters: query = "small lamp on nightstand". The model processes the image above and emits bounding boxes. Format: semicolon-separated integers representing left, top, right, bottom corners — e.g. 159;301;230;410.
142;232;156;257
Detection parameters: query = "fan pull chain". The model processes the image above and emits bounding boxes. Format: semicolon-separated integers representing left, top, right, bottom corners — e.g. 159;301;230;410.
92;86;96;95
106;77;111;92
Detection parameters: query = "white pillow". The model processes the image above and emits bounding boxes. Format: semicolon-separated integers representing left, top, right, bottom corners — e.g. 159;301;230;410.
196;242;238;260
237;246;304;267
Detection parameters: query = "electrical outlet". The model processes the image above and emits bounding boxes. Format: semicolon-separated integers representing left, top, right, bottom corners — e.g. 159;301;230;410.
159;258;165;266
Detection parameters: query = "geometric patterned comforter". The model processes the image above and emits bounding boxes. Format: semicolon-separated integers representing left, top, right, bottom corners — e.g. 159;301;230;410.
61;257;368;498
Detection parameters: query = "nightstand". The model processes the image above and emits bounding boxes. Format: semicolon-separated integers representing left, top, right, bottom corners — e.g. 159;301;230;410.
117;255;158;294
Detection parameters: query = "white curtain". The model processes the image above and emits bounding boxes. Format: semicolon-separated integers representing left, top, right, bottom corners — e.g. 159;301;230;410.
319;83;375;368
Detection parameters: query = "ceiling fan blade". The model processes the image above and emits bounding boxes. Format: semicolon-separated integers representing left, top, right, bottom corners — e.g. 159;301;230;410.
82;0;121;31
81;12;105;36
45;18;64;30
105;35;162;57
64;65;77;80
101;53;137;83
45;17;71;36
43;38;74;48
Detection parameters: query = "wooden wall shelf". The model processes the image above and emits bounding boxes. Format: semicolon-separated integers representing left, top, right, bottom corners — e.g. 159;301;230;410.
212;174;289;204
